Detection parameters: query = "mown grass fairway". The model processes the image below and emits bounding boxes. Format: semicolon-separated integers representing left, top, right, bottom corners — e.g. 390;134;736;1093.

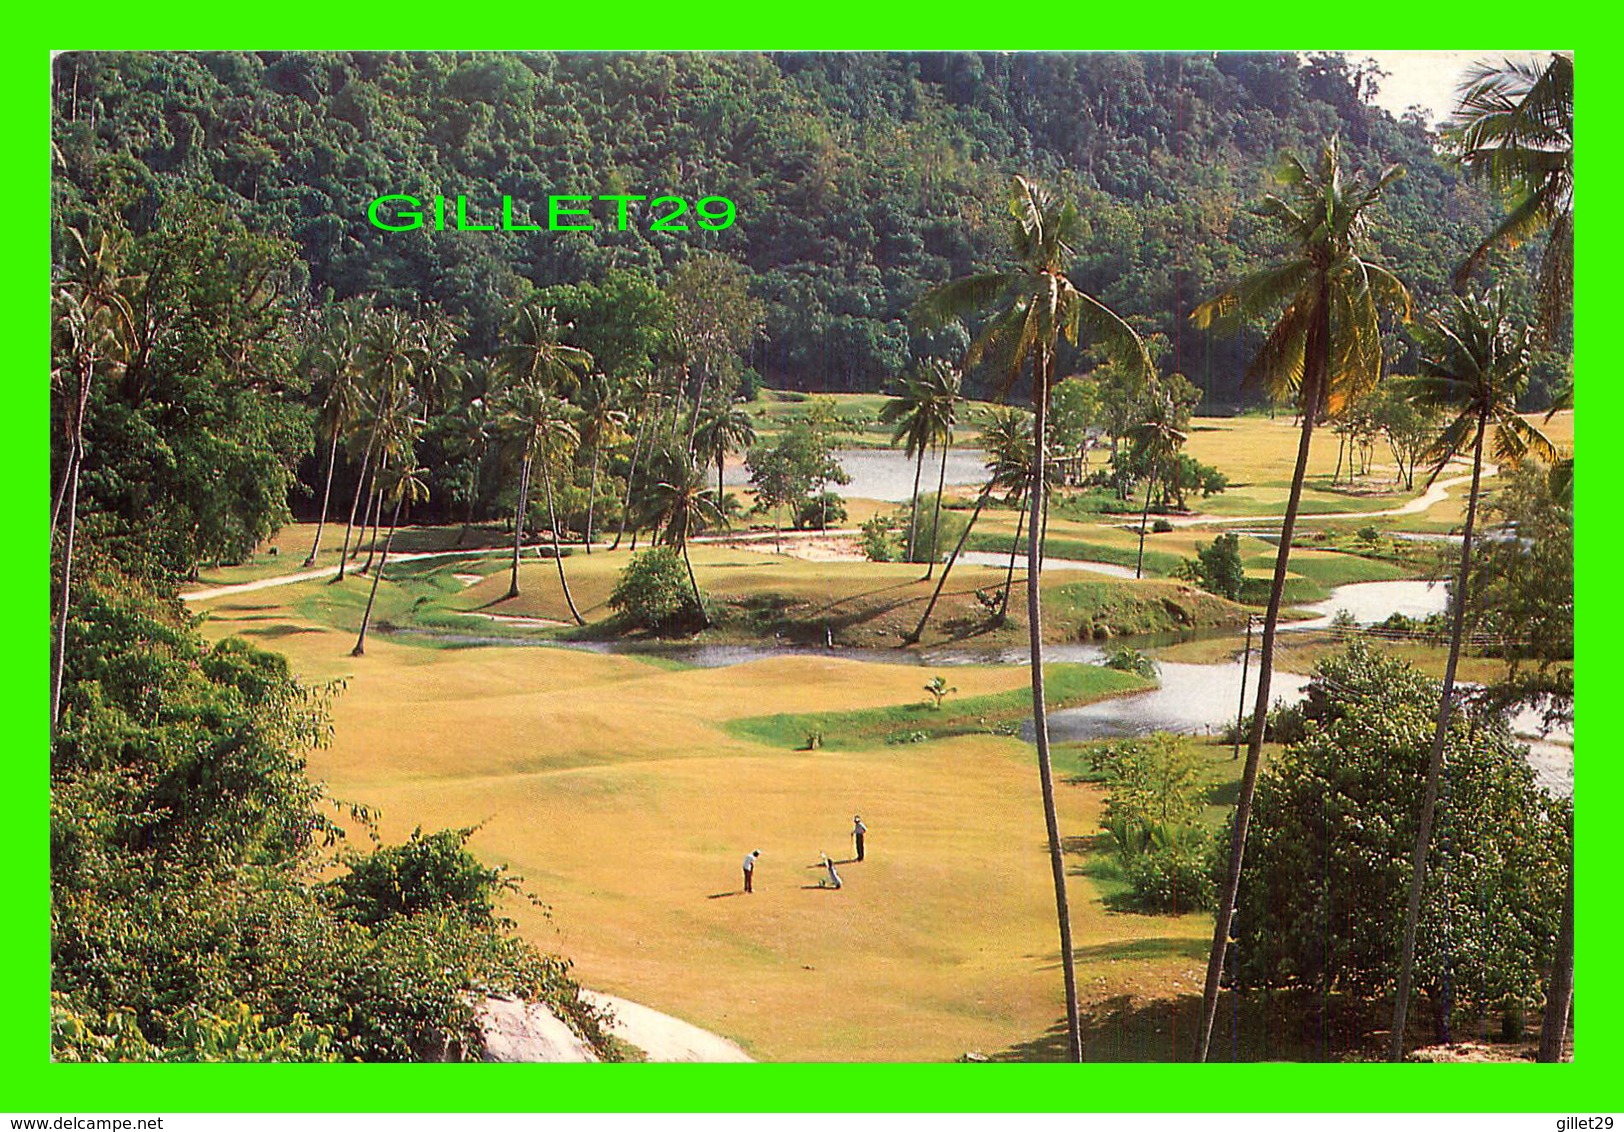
193;589;1218;1062
173;405;1568;1061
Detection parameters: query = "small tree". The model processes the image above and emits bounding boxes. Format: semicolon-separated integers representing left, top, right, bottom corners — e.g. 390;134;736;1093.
608;546;699;631
1195;533;1245;601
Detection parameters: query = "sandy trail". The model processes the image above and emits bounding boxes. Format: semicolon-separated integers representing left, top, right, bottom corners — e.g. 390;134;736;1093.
1166;466;1486;528
478;990;752;1062
580;990;753;1062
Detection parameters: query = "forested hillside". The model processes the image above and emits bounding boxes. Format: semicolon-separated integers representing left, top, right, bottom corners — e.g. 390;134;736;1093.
52;51;1555;402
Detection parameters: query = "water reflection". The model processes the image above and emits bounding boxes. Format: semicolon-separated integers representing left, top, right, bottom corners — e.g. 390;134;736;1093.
725;447;988;503
1291;579;1450;630
1037;661;1312;742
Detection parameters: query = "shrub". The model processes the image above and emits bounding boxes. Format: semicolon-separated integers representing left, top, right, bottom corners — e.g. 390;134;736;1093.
904;493;968;564
1151;517;1175;534
1195;532;1245;601
1121;832;1216;914
325;826;519;929
1102;646;1159;680
608;546;698;630
1357;525;1381;543
1227;641;1570;1038
794;491;848;530
861;515;898;562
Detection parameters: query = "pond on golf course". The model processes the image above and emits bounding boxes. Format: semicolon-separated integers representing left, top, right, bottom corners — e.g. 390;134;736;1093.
724;446;989;503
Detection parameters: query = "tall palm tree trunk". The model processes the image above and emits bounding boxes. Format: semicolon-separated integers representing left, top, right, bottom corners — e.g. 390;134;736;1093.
540;439;587;626
50;453;82;731
585;443;601;554
359;456;389;574
1389;416;1487;1060
508;454;533;599
1537;866;1575;1062
906;449;925;563
999;489;1028;620
908;481;992;643
612;410;652;552
51;440;78;541
457;466;480;547
304;426;342;567
1197;301;1328;1063
681;541;709;629
1028;357;1082;1063
668;366;688;444
333;431;377;582
1135;467;1158;579
923;433;952;580
685;362;709;455
352;488;405;657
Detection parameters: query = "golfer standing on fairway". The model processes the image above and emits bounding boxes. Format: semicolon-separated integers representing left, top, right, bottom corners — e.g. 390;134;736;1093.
742;849;761;893
852;815;867;862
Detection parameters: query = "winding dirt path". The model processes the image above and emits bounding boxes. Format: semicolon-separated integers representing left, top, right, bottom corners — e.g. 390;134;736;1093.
1166;466;1487;528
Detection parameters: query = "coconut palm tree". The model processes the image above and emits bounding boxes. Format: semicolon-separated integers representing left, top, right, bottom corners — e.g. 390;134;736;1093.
577;372;626;554
50;226;136;730
648;462;727;625
916;359;963;580
1188;138;1411;1062
447;361;500;546
335;309;422;582
352;456;430;658
1387;288;1556;1059
693;399;757;504
303;305;366;566
1128;386;1188;579
611;372;662;552
906;405;1033;644
499;385;587;625
916;174;1152;1063
494;303;592;602
1448;53;1573;336
880;365;956;566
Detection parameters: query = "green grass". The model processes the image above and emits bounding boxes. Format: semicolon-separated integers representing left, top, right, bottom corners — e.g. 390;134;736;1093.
725;662;1152;751
962;530;1187;577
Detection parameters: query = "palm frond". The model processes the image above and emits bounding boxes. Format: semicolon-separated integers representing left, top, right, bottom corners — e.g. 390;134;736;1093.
913;273;1012;328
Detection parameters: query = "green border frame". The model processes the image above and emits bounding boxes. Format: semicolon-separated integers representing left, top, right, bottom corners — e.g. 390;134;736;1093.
7;8;1612;1113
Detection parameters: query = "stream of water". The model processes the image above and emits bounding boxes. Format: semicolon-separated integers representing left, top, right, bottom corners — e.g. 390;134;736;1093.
389;574;1568;797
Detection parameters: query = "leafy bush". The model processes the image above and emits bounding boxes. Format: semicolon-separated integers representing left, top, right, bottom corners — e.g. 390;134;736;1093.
1120;830;1215;914
1226;699;1307;745
1102;646;1159;680
904;493;967;564
861;515;898;562
326;826;524;929
1194;532;1245;601
608;546;699;630
1089;734;1214;913
794;491;848;530
1228;642;1571;1039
